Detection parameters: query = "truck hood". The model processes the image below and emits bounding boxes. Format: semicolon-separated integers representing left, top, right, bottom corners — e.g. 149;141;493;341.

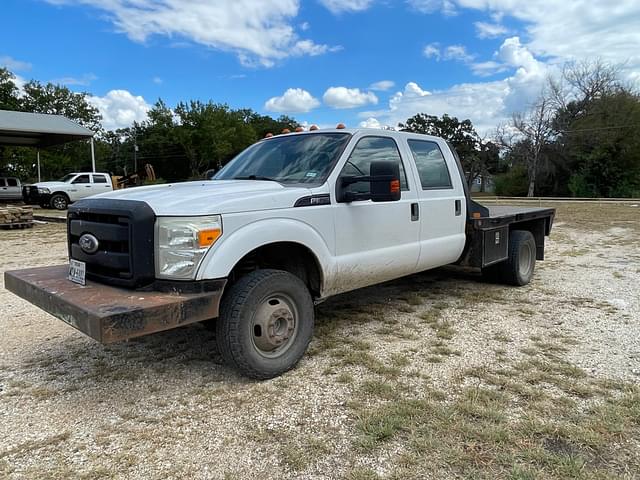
92;180;313;216
29;181;69;189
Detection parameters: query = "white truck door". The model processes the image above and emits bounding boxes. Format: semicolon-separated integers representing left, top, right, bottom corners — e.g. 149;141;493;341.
70;174;92;200
5;178;22;200
92;174;111;192
330;135;420;293
403;138;467;271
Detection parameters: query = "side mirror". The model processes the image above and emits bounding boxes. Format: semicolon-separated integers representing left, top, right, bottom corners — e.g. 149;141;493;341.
336;160;401;203
370;160;401;202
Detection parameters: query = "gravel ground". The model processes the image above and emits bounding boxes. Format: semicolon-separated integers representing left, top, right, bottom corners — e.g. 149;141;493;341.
0;203;638;479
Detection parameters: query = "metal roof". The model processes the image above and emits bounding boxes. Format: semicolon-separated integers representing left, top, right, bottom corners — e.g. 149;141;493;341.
0;110;94;148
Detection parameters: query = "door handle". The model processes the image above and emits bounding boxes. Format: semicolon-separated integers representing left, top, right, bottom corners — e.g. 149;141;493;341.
411;203;419;221
455;199;462;216
85;185;92;188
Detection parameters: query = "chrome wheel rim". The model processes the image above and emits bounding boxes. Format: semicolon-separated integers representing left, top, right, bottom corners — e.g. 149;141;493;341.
53;197;66;209
251;293;298;358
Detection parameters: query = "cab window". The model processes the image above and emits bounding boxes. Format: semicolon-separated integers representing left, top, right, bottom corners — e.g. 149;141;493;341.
72;175;90;184
0;179;5;187
407;140;452;189
7;178;18;187
339;136;409;195
92;175;107;183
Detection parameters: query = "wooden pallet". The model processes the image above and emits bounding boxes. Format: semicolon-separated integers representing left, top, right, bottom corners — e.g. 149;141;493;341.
0;221;34;230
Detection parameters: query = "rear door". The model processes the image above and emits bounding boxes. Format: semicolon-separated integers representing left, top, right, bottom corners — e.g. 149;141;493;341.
403;137;467;271
92;174;112;193
5;178;22;200
329;135;420;293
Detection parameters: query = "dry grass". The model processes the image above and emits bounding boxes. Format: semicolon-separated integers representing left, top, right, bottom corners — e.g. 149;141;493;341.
1;204;639;479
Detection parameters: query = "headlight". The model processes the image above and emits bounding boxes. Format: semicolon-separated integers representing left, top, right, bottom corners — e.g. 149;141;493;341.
155;215;222;280
37;187;50;194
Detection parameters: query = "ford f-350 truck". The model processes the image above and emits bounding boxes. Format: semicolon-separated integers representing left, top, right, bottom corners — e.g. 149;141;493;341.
5;129;554;379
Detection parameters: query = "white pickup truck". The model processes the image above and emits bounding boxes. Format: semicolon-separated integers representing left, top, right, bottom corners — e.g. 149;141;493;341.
6;129;554;379
22;172;113;210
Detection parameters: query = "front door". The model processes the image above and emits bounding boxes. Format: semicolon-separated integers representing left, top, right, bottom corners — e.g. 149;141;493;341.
330;136;420;294
70;174;93;200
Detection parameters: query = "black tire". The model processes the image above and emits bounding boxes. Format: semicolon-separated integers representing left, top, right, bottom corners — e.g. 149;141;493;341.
482;230;536;286
216;269;314;379
50;193;69;210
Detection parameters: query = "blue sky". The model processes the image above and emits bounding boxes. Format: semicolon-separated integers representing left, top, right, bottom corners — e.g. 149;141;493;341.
2;0;639;133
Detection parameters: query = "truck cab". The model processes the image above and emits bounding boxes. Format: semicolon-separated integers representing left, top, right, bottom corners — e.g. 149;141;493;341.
0;177;22;201
22;172;113;210
6;129;554;379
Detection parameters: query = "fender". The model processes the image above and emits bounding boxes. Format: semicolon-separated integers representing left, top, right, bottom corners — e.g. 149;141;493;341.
196;217;334;294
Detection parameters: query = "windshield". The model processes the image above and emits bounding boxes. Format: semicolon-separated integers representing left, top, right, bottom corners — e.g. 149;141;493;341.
214;133;351;185
58;174;77;182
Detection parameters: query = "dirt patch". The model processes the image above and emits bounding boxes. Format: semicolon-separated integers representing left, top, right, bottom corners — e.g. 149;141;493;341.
0;205;638;479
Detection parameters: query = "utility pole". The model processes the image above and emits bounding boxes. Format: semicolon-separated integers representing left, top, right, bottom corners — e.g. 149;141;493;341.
133;127;138;173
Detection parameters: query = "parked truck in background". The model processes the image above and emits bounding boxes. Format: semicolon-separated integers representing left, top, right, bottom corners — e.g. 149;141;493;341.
22;172;113;210
0;176;22;201
5;128;555;379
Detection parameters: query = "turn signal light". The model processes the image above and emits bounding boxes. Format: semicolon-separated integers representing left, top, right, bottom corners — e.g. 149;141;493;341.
198;228;222;248
390;180;400;193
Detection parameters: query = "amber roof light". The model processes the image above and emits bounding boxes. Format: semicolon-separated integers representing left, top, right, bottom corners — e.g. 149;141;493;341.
336;123;346;129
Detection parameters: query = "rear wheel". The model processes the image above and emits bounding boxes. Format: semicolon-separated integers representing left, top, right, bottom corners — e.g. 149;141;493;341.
483;230;536;286
50;193;69;210
216;269;314;379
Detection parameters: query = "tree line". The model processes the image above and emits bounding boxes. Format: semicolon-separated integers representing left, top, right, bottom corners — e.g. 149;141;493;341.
1;60;639;197
0;68;298;182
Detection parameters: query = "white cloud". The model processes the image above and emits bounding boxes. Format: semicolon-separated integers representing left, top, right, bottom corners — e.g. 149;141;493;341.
51;73;98;86
44;0;338;67
300;21;310;31
319;0;374;14
368;38;551;135
294;40;342;56
264;88;320;113
407;0;457;16
152;76;163;85
359;117;382;129
423;43;441;59
443;45;474;62
89;89;150;131
369;80;395;91
415;1;640;80
474;21;508;38
0;55;32;72
423;43;474;62
323;87;378;109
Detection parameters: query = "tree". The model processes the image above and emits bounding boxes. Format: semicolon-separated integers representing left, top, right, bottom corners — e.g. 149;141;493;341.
0;67;21;110
174;101;257;177
510;94;556;197
399;113;499;187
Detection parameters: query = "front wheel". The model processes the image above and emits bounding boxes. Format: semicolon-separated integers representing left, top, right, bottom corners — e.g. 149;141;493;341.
216;269;314;379
50;193;69;210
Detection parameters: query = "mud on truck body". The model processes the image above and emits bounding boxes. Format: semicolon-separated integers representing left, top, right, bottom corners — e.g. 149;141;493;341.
5;129;554;379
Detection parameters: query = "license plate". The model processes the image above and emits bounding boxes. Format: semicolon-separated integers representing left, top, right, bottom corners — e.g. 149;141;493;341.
68;259;86;286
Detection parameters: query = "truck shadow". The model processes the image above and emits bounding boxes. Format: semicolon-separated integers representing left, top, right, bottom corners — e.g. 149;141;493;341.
19;266;489;391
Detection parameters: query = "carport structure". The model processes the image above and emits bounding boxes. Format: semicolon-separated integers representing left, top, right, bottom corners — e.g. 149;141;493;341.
0;110;95;181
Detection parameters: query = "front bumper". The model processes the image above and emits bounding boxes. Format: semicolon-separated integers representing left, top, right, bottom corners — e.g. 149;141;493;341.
4;265;226;343
22;187;51;206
